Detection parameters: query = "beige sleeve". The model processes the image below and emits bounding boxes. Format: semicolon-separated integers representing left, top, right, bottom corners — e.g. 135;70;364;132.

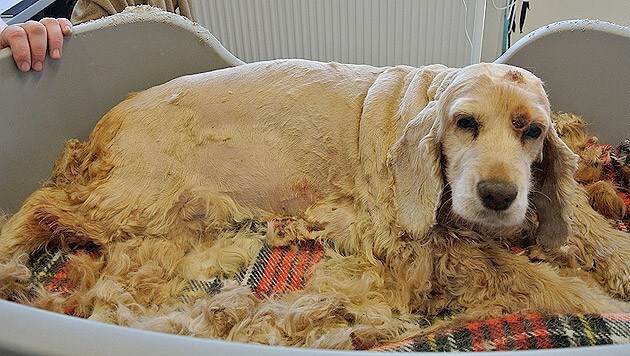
174;0;194;20
71;0;195;25
71;0;130;24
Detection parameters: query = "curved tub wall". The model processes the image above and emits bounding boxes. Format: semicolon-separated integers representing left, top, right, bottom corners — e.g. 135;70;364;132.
495;19;630;145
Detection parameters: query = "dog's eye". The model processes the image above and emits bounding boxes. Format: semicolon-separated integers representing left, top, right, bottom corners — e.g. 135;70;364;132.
456;116;479;132
524;125;542;139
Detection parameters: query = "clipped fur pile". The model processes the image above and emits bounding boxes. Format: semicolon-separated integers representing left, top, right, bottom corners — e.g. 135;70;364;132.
1;60;629;350
553;112;628;220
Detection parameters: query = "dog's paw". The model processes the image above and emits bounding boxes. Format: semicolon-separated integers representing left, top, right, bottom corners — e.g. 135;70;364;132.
585;181;627;220
592;247;630;301
525;244;583;270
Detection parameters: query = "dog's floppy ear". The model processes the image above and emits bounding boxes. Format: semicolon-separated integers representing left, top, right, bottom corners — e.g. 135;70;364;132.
387;66;460;240
531;125;578;248
388;103;443;239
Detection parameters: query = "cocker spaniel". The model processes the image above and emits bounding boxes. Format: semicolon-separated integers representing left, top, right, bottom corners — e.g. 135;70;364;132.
1;60;628;347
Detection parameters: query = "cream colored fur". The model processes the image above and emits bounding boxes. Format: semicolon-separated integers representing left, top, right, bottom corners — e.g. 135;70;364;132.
0;60;628;349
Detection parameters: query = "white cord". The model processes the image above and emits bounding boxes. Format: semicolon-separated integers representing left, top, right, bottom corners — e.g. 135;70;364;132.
461;0;473;48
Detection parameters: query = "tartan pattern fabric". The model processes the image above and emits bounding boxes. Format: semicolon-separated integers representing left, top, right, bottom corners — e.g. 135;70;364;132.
371;313;630;352
178;278;224;304
236;240;325;298
27;242;101;296
178;239;325;303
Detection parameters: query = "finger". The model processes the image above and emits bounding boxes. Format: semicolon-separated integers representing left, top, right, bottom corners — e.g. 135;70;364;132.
40;18;64;60
21;21;48;71
1;26;32;71
58;18;73;35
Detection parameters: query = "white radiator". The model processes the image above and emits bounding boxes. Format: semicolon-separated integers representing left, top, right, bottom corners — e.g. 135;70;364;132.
191;0;486;67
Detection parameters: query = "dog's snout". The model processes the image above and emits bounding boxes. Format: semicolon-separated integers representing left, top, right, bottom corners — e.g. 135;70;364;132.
477;180;518;211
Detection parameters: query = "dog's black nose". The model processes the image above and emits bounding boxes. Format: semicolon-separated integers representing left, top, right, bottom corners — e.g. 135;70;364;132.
477;180;518;211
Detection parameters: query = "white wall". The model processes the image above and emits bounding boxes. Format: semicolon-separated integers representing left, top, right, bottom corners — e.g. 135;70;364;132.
481;0;630;62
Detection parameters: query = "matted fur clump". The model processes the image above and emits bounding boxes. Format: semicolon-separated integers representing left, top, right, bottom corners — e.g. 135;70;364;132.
552;112;629;220
1;60;629;350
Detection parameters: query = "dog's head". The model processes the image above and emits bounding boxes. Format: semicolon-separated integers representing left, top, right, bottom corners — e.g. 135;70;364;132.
389;63;577;247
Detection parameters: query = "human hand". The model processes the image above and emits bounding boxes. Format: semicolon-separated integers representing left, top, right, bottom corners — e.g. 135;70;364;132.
0;18;73;72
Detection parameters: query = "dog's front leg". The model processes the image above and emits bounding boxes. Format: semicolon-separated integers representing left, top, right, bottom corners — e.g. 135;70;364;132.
529;186;630;300
566;186;630;300
427;233;628;324
303;199;368;254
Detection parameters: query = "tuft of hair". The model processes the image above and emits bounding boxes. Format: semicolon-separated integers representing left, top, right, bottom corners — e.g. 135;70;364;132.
551;111;594;153
574;145;604;183
504;70;526;84
585;181;627;220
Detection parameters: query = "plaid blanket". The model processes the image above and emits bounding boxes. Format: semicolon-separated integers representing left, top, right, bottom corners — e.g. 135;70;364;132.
25;228;630;352
178;239;325;303
371;313;630;352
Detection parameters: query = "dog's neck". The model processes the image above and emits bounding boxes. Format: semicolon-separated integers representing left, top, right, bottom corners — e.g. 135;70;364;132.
435;186;536;246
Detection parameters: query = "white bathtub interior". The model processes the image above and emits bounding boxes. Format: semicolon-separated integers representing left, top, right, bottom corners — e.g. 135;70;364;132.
0;10;628;356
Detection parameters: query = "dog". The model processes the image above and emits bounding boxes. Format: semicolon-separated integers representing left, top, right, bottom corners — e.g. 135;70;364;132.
1;60;628;348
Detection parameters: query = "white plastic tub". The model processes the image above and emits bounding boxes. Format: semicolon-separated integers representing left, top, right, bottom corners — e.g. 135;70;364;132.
494;19;630;145
0;10;628;356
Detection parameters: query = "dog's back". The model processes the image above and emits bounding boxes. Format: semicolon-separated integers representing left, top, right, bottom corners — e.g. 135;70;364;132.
95;60;393;216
